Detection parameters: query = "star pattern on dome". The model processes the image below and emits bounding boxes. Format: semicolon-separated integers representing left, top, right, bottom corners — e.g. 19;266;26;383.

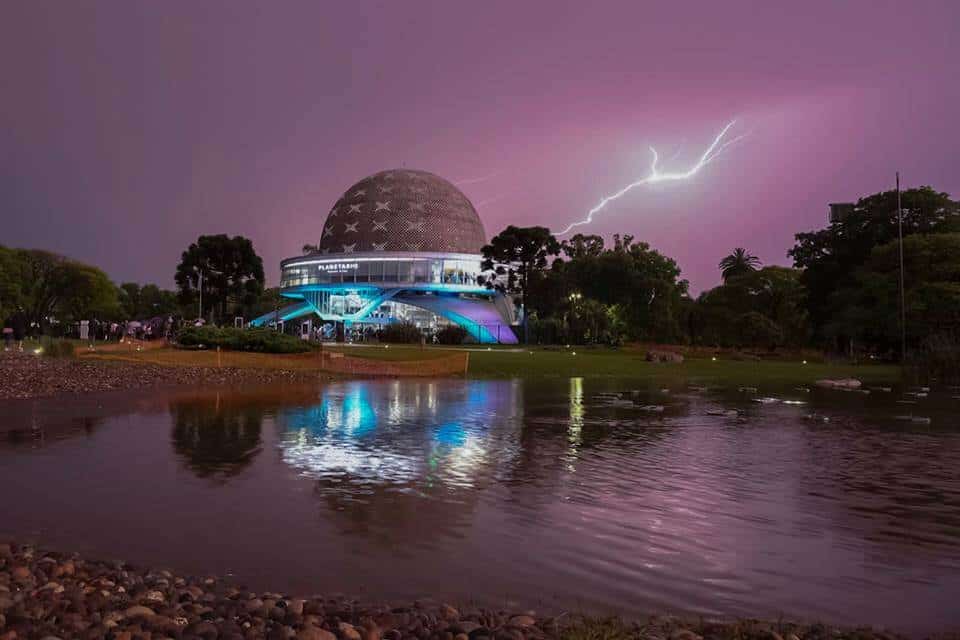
317;169;485;255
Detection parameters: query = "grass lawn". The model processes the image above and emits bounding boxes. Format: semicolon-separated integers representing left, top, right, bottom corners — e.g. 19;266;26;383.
79;342;900;387
327;344;901;386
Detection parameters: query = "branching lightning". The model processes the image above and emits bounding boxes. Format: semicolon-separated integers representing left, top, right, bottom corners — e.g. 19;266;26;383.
557;120;745;235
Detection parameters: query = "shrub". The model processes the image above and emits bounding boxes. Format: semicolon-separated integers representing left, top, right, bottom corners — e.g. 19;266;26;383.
176;326;311;353
908;332;960;384
736;311;784;350
435;324;468;345
43;339;76;359
378;321;423;344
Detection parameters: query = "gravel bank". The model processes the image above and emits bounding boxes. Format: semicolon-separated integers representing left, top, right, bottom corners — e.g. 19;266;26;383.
0;542;938;640
0;350;323;401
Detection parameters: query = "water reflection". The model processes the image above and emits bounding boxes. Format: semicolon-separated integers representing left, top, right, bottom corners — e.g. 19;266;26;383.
2;378;960;633
277;380;523;492
170;393;266;480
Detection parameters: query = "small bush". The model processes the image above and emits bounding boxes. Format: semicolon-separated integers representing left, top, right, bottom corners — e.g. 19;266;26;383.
176;326;311;353
435;324;468;345
43;339;76;359
379;321;423;344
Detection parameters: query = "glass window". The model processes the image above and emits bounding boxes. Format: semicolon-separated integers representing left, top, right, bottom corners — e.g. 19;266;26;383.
382;260;398;283
415;261;431;283
398;261;412;283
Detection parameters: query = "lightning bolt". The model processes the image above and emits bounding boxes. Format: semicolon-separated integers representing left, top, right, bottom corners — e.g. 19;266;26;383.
557;120;744;235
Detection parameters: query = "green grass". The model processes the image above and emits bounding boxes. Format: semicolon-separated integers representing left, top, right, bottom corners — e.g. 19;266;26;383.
328;344;901;386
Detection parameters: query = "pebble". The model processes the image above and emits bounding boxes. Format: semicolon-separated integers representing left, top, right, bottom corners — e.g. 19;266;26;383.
0;540;918;640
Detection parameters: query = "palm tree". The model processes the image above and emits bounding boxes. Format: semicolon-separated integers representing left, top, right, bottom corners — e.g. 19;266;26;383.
302;243;319;255
719;248;761;282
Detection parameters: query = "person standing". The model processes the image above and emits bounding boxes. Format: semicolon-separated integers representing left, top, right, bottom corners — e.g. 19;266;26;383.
11;310;27;351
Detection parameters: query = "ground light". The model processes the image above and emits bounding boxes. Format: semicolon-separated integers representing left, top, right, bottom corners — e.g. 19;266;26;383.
711;356;717;361
802;360;808;364
33;347;42;355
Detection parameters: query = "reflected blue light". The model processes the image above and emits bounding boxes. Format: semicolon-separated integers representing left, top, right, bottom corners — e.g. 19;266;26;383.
434;422;468;448
281;385;377;438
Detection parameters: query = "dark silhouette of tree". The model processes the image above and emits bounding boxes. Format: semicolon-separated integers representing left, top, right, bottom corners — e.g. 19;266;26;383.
719;248;761;282
480;226;560;342
175;235;265;323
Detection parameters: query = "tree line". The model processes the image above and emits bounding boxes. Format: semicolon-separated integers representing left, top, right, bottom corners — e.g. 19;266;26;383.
481;185;959;357
3;185;957;357
1;234;274;335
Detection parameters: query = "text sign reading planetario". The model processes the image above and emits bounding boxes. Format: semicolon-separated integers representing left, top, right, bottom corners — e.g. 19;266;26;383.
317;262;359;274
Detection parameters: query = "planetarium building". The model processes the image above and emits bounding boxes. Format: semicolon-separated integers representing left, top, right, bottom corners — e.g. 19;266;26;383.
252;169;517;344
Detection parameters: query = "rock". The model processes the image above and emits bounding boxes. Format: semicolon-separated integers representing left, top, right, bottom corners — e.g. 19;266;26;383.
245;597;266;612
11;566;31;581
815;378;861;389
507;615;535;628
670;631;702;640
440;604;460;621
299;628;337;640
646;349;683;363
340;622;363;640
145;589;165;603
124;604;156;618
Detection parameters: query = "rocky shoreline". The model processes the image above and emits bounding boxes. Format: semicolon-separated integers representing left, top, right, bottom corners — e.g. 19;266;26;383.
0;541;937;640
0;350;323;401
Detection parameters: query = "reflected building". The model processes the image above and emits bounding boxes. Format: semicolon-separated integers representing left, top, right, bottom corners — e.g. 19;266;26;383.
275;380;525;540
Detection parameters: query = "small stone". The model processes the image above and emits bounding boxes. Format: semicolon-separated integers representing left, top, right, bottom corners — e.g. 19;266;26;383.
340;622;363;640
299;628;337;640
145;589;165;602
441;604;460;621
124;604;156;618
507;615;535;628
11;566;31;581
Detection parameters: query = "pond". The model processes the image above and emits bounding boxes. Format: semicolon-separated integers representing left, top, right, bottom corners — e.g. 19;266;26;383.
2;378;959;635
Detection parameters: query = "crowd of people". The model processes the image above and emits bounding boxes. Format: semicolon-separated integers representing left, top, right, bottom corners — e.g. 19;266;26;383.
2;311;184;350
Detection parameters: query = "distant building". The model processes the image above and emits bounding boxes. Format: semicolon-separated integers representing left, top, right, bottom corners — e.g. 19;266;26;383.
828;202;855;224
251;169;517;343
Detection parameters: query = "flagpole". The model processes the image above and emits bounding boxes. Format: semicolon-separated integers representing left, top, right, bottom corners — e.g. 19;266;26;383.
896;172;906;361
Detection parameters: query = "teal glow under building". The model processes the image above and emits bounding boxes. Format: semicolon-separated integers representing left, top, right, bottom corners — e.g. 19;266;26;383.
251;169;517;344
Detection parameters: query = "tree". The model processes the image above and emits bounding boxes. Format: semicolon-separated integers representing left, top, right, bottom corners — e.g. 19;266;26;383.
119;282;179;319
719;248;761;282
480;226;560;341
790;186;960;344
541;234;689;343
691;266;808;348
826;233;960;355
0;246;120;331
175;235;265;323
561;234;605;259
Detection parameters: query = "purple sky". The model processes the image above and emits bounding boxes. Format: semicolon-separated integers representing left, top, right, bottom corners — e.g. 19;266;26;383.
2;1;957;292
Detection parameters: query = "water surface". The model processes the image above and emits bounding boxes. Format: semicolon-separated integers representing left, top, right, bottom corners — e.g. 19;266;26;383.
2;378;959;635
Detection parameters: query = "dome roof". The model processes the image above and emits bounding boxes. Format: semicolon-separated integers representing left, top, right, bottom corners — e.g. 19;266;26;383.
317;169;486;255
